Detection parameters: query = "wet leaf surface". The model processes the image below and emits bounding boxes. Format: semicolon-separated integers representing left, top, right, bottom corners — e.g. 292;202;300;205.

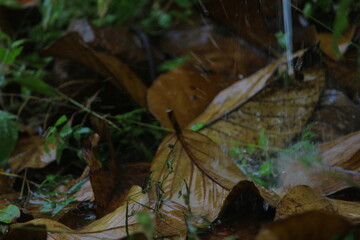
7;136;56;173
42;32;147;108
150;129;247;222
197;51;325;148
257;211;353;240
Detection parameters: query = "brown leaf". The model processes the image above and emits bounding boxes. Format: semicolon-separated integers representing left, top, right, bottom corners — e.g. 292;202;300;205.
317;26;356;60
256;211;352;240
317;131;360;194
161;23;269;76
12;186;147;240
42;32;147;108
7;136;56;173
204;0;278;55
147;66;237;129
150;129;246;223
190;50;306;128
82;133;150;217
198;61;325;148
311;90;360;142
275;185;360;223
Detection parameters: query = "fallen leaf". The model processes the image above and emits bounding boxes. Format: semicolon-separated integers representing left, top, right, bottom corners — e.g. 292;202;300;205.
317;26;356;60
161;22;269;76
82;133;150;217
275;185;360;223
150;129;247;223
42;32;147;108
204;0;278;55
257;211;353;240
198;61;325;148
311;89;360;142
7;136;56;173
147;66;236;129
190;50;306;127
12;186;147;240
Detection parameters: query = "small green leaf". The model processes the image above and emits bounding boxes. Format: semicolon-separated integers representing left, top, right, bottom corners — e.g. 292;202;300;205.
158;13;171;28
66;177;88;195
190;122;207;131
59;124;72;138
55;115;68;127
12;76;58;97
52;197;75;216
159;55;191;72
0;205;20;224
275;31;287;49
0;111;19;167
303;3;313;18
73;127;92;142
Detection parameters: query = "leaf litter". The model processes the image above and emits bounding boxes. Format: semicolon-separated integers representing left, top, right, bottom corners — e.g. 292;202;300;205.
0;1;360;239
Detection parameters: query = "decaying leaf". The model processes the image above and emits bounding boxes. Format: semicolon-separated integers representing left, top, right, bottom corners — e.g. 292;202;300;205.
275;185;360;223
197;59;325;148
150;129;247;222
11;186;147;240
82;133;150;217
7;136;56;173
317;26;356;60
42;32;147;108
257;211;353;240
147;66;236;129
311;89;360;142
278;129;360;195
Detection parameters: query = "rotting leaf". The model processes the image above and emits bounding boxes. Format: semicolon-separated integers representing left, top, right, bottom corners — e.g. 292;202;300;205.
82;133;151;217
197;57;325;148
7;136;56;173
189;50;306;127
12;186;148;240
150;128;247;222
147;66;237;129
275;185;360;223
310;89;360;142
42;32;147;108
256;211;353;240
278;130;360;196
316;26;356;60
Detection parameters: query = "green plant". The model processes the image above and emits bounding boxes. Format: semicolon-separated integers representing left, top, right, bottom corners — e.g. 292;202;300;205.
0;205;20;224
45;115;92;164
0;110;19;167
230;128;321;188
38;176;88;216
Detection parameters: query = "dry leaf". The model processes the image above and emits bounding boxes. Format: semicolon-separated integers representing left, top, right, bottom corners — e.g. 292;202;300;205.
276;185;360;223
317;26;356;60
82;133;150;217
190;50;306;127
147;66;236;129
150;129;247;223
257;211;352;240
311;89;360;141
204;0;278;55
198;65;325;148
11;186;147;240
42;32;147;108
7;136;56;173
